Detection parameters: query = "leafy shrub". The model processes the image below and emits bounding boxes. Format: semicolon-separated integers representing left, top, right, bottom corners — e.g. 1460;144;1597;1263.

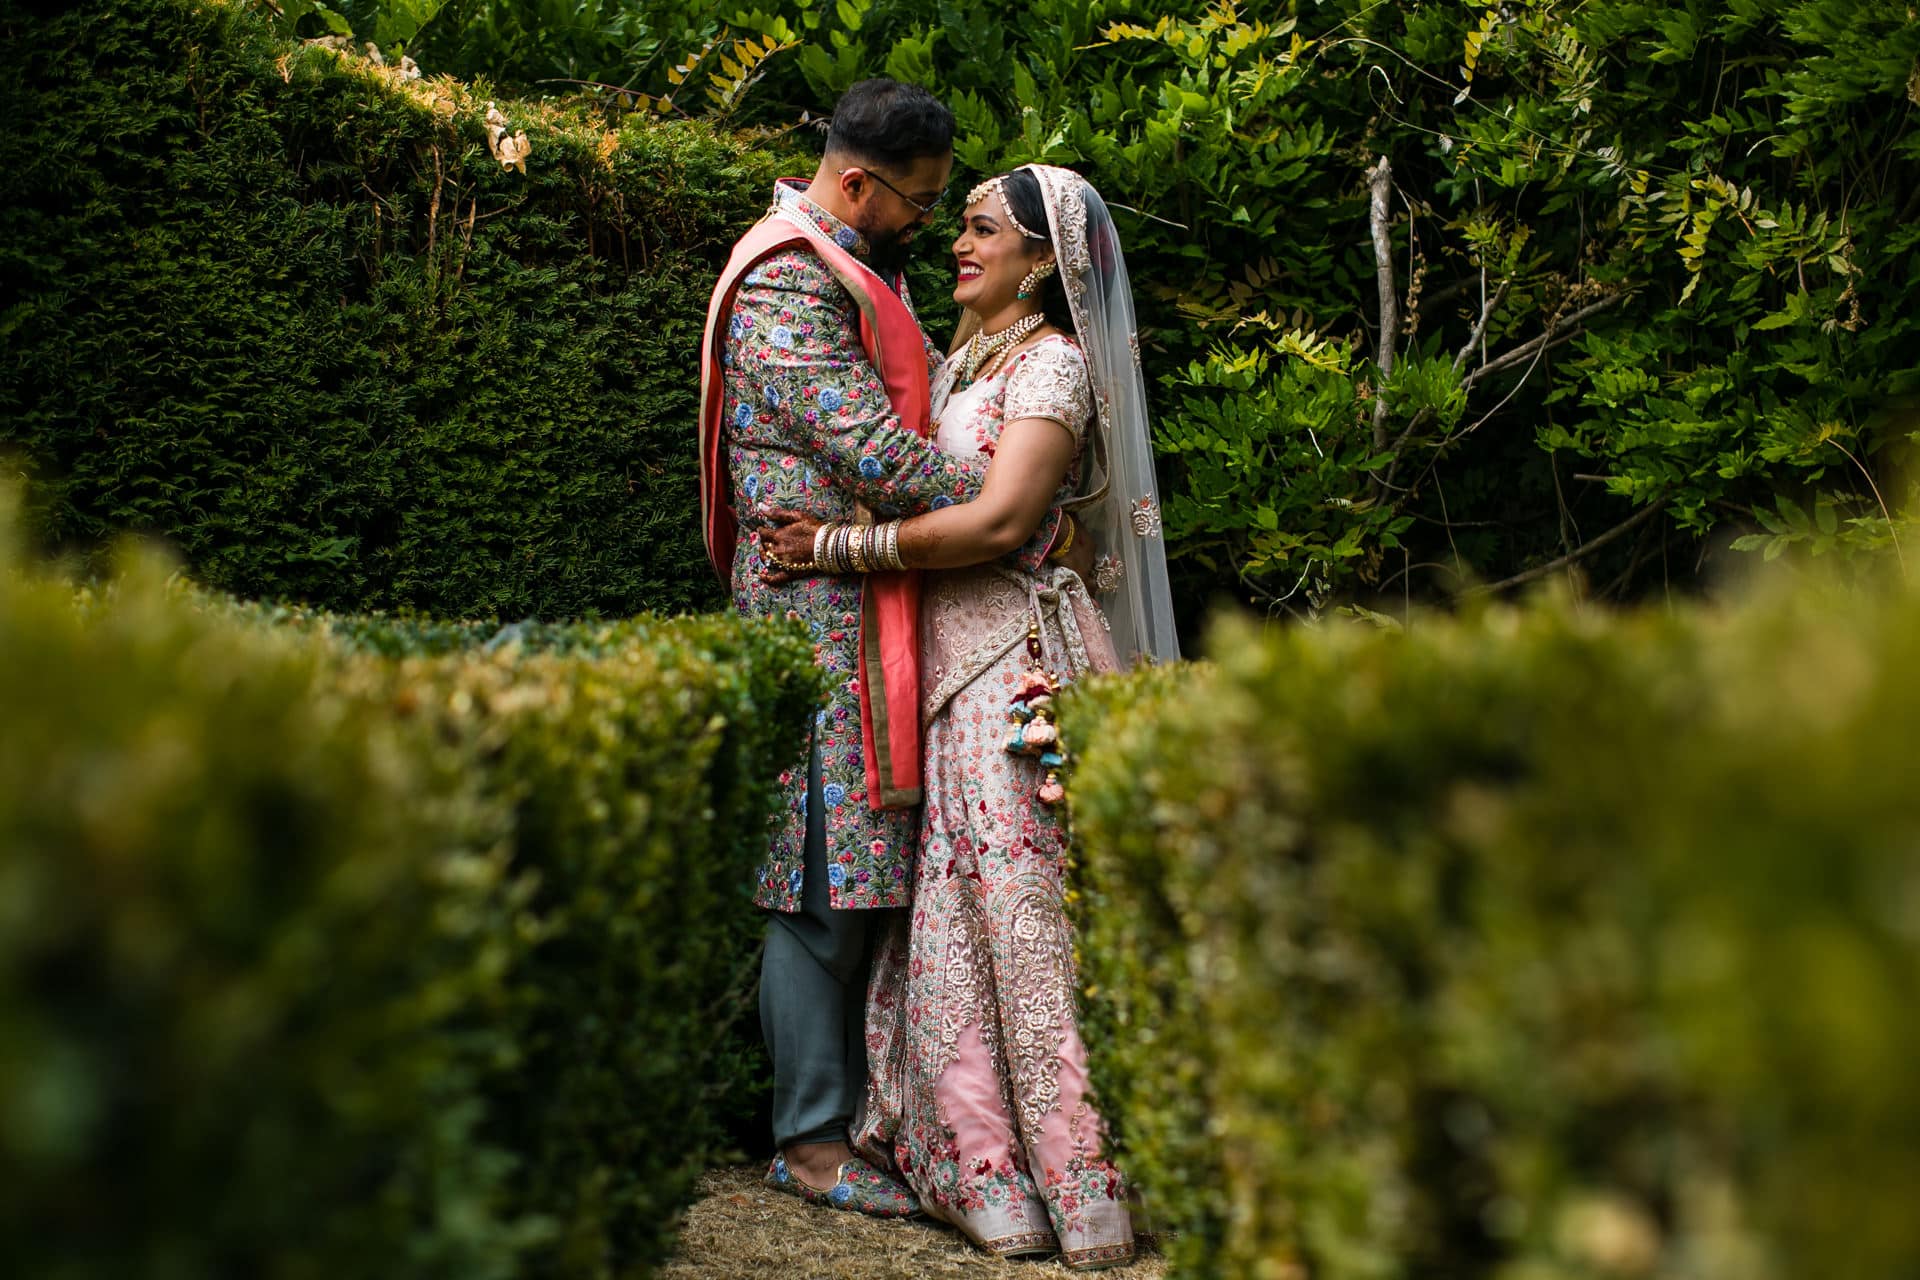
290;0;1920;614
326;608;822;1275
0;526;533;1278
9;0;1917;625
1063;581;1920;1277
0;0;791;619
0;503;823;1278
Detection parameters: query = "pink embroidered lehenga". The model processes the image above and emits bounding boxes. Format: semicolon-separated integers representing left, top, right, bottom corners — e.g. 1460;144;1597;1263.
852;330;1135;1268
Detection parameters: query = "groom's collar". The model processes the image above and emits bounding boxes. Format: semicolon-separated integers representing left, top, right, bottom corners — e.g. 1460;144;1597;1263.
773;178;870;260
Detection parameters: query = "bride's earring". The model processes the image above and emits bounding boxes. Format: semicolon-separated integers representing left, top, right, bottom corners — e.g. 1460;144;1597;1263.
1015;258;1056;302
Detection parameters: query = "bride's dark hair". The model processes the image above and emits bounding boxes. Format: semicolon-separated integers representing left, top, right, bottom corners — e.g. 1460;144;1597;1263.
999;168;1075;335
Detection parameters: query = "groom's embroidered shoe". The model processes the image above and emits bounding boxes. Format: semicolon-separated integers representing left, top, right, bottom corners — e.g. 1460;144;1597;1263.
764;1155;922;1219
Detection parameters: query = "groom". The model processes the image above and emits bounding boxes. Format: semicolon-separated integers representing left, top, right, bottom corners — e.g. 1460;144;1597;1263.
697;79;1063;1215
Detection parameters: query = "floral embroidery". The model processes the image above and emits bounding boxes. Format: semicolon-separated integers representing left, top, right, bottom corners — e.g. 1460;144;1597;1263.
765;1155;919;1219
853;331;1132;1264
1130;494;1163;538
999;338;1094;439
721;180;1064;912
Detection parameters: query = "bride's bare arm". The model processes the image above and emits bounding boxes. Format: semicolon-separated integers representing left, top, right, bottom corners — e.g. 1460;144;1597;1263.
760;417;1074;575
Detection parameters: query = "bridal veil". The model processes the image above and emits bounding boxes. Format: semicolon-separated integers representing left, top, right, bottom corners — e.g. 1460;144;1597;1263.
955;164;1181;666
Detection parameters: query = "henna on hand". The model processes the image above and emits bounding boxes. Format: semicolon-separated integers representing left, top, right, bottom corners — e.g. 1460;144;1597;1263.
758;506;826;584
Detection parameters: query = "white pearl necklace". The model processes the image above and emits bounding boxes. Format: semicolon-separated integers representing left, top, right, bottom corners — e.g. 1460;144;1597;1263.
958;312;1045;385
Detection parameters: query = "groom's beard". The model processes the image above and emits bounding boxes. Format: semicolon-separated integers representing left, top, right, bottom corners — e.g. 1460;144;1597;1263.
862;224;918;279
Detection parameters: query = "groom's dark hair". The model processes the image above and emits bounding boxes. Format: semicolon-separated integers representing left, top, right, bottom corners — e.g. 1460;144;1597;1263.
824;78;954;169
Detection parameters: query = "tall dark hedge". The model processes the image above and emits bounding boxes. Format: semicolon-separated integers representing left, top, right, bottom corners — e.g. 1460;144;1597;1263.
0;0;790;618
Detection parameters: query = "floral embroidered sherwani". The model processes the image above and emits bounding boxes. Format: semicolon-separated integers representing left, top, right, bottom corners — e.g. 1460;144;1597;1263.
723;181;1058;912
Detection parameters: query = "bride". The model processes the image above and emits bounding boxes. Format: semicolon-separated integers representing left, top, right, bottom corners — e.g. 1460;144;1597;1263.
758;163;1177;1268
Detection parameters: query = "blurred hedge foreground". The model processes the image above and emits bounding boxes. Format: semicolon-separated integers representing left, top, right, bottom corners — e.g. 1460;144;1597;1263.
1065;576;1920;1279
0;498;822;1279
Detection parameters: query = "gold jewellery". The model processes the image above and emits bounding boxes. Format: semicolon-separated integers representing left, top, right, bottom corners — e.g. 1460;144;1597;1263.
966;175;1047;240
764;519;906;574
1015;258;1056;301
957;311;1045;385
1045;513;1076;562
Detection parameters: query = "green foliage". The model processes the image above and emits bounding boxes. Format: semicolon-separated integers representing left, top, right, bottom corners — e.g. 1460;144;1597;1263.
327;609;820;1276
0;0;794;619
0;500;823;1278
0;530;534;1278
296;0;1920;613
1062;582;1920;1277
14;0;1916;620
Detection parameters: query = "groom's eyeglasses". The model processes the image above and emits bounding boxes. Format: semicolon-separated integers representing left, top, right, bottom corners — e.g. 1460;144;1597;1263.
837;167;946;216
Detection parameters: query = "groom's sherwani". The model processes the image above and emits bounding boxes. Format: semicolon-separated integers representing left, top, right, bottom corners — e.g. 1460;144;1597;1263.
716;182;1057;914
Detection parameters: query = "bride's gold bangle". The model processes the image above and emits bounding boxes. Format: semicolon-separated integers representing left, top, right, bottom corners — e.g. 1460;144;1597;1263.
1046;515;1077;562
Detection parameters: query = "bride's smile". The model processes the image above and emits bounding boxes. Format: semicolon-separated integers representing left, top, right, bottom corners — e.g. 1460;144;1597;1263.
950;194;1051;320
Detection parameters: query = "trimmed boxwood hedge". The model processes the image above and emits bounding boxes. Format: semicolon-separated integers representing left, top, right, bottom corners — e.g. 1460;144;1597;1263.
1;504;822;1278
1064;583;1920;1278
0;0;791;619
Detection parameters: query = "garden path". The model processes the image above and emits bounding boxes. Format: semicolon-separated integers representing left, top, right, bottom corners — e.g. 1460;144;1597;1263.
661;1166;1168;1279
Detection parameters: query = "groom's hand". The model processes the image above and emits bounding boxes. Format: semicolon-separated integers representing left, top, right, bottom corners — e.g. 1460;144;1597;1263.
757;507;826;585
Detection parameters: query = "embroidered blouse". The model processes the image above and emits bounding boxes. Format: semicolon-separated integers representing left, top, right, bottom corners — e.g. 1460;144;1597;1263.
921;333;1114;725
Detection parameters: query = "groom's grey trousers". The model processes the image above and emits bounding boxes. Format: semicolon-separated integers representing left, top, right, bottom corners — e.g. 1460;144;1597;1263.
760;741;896;1149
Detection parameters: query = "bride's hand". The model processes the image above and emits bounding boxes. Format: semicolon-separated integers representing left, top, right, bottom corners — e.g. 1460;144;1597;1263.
1059;513;1097;583
757;507;824;585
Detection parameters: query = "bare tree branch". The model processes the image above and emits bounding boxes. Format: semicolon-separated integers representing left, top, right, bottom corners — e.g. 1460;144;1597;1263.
1367;156;1398;456
1464;499;1666;596
1378;277;1510;491
1452;278;1511;373
1461;294;1626;391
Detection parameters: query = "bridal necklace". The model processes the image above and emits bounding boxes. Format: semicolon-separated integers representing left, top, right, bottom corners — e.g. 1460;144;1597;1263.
958;311;1045;385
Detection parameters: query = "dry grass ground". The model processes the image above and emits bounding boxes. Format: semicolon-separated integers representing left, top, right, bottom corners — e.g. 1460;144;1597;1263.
660;1166;1169;1280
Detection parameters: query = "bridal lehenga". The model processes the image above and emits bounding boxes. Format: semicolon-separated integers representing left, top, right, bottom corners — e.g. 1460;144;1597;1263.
855;338;1132;1268
854;166;1181;1270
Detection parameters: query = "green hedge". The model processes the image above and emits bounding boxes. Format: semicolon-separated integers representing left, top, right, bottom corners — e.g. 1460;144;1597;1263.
301;0;1920;609
1064;583;1920;1278
0;0;789;618
1;510;822;1277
